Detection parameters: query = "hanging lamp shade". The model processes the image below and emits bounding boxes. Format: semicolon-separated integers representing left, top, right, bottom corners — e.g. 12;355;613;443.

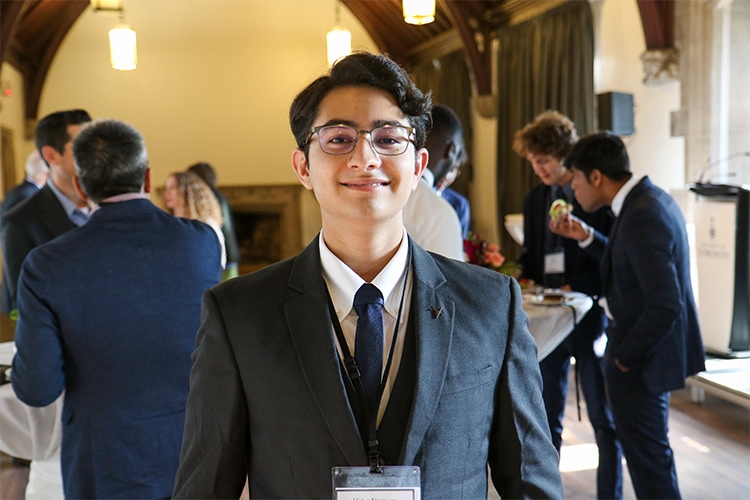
90;0;124;16
109;23;137;70
327;27;351;66
402;0;435;25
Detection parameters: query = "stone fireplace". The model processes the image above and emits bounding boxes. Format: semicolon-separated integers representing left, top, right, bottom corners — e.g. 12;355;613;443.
219;185;320;274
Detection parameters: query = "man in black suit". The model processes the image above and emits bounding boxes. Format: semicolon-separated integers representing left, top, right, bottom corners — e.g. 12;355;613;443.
551;132;705;499
1;150;50;314
0;109;91;314
173;52;562;499
0;150;49;215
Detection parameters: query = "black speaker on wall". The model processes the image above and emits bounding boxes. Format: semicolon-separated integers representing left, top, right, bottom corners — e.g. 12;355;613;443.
597;92;634;136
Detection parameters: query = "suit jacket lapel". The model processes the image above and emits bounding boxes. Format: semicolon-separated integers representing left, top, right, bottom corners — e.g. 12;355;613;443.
284;237;367;465
39;186;75;237
401;242;454;465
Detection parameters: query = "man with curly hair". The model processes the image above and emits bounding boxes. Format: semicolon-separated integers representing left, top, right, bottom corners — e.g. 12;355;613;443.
514;111;623;499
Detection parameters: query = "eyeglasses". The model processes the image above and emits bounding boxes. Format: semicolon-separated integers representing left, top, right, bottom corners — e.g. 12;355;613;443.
307;124;415;156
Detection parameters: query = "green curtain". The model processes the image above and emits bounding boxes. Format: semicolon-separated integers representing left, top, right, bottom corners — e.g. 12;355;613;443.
495;0;595;260
411;51;473;207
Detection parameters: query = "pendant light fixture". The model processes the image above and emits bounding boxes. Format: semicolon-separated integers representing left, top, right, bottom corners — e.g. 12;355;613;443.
401;0;435;25
90;0;137;70
109;21;137;70
402;0;436;25
327;1;351;66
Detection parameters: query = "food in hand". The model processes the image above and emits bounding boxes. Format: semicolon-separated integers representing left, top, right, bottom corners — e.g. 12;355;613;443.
549;199;571;222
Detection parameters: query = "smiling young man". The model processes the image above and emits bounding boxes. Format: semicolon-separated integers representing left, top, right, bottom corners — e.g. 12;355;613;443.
173;52;562;500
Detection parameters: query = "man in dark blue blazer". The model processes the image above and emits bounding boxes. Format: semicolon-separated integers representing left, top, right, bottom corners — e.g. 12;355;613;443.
173;52;562;499
551;132;705;499
11;119;223;499
514;111;622;499
1;109;92;314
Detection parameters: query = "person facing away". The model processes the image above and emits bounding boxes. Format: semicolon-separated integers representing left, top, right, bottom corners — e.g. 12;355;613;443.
172;51;562;500
11;119;223;499
0;109;91;314
513;110;622;499
550;132;705;499
163;170;227;269
425;104;471;238
0;150;50;215
401;108;463;259
187;161;241;279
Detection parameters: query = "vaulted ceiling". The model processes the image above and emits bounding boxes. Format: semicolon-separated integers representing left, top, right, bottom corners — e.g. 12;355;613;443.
1;0;673;124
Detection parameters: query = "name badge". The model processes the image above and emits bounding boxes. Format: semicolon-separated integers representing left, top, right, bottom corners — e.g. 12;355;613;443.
544;250;565;274
333;465;421;500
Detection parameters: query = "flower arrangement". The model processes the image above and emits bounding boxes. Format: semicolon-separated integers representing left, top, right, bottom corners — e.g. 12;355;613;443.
463;231;521;276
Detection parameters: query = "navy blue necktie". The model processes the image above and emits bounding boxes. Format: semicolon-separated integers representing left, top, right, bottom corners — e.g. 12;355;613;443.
353;283;384;415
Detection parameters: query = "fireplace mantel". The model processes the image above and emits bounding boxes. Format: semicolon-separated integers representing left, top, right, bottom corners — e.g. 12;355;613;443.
219;184;319;274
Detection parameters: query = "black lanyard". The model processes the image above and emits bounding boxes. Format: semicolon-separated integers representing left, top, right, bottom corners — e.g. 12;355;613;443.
325;260;410;472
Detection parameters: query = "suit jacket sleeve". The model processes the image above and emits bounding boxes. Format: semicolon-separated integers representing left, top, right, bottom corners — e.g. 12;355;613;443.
173;289;249;499
11;249;66;407
488;278;563;499
1;215;36;312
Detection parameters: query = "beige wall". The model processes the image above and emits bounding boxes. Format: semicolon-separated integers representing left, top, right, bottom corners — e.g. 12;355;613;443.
1;0;691;245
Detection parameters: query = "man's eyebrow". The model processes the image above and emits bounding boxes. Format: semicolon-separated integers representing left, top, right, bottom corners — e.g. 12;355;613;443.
313;119;408;129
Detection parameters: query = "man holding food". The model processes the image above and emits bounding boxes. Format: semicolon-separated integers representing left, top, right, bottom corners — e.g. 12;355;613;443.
513;111;622;499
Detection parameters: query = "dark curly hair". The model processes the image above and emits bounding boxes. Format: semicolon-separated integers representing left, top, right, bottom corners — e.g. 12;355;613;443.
289;51;432;155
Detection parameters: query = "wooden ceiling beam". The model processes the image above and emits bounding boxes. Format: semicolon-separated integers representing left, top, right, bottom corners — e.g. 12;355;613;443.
636;0;674;49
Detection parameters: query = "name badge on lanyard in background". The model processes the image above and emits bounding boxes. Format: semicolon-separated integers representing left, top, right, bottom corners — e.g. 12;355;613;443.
545;248;565;275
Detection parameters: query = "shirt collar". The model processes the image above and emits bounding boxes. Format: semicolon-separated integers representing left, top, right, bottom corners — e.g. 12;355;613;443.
100;192;150;204
320;228;410;322
421;168;435;188
611;174;641;217
47;179;89;217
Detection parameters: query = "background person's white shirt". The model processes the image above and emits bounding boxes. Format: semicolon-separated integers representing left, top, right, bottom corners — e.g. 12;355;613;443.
403;172;464;260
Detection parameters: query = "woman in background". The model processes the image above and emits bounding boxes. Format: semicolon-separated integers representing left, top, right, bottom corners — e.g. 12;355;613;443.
163;171;226;269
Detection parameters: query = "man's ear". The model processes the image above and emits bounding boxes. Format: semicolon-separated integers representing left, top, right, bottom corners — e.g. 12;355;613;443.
143;168;151;194
589;169;603;186
412;148;429;190
292;149;313;190
41;145;59;168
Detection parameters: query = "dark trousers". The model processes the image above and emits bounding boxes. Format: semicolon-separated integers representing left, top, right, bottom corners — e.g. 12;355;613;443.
540;309;623;499
604;359;681;499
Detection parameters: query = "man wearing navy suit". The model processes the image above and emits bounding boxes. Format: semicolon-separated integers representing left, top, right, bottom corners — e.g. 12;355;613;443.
551;132;705;499
173;52;562;499
1;109;92;314
11;119;223;498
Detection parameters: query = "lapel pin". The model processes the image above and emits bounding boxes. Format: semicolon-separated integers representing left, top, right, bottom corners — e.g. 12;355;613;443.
429;306;443;319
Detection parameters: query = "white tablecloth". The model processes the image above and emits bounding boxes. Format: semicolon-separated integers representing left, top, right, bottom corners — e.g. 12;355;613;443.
522;291;594;361
0;342;64;499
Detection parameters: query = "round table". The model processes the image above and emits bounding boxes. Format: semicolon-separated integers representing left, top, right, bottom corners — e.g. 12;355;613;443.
522;291;594;361
0;342;64;499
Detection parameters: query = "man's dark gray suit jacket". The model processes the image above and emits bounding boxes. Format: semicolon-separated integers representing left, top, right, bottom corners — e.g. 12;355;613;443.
173;236;563;499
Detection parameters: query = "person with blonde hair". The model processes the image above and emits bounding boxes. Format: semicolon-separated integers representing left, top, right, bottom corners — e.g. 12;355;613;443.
163;171;226;269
